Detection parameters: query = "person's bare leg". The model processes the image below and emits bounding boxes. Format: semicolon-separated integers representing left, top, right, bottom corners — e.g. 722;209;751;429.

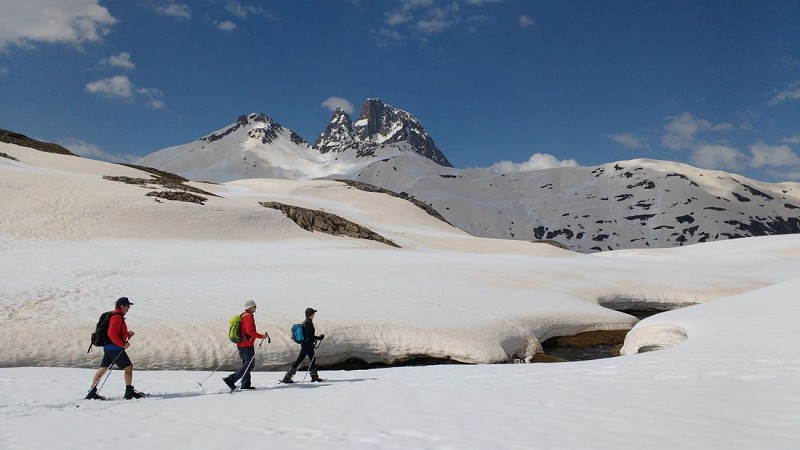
124;365;133;386
90;367;107;387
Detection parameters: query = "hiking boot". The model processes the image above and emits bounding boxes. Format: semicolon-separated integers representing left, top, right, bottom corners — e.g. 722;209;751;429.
124;385;145;400
310;373;326;382
222;376;236;391
240;385;256;390
281;367;296;384
85;387;105;400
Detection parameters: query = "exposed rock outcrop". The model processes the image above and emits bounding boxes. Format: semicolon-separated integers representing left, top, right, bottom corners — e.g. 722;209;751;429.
260;201;400;248
0;129;76;156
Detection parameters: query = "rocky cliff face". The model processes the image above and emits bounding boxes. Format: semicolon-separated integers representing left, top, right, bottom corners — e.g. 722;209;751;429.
314;99;452;167
314;108;357;154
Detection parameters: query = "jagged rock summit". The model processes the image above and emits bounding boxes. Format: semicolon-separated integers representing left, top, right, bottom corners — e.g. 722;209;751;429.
314;99;452;167
314;107;357;154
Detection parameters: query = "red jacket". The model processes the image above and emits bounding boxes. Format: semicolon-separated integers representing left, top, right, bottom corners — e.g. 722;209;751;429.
237;312;264;348
107;307;128;348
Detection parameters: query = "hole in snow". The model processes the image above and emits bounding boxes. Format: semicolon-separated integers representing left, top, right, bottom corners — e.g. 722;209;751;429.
597;294;697;319
318;355;466;371
538;329;629;362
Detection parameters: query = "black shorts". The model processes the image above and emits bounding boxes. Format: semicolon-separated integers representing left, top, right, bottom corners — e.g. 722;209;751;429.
100;348;132;369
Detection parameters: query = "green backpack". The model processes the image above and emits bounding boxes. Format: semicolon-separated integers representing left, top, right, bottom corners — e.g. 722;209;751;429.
228;313;244;343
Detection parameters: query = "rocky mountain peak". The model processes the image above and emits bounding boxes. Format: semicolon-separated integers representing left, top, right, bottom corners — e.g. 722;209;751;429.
312;99;452;167
314;107;356;154
199;113;307;146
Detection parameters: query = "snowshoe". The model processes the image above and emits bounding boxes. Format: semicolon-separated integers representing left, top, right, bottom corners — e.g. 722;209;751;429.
240;385;256;390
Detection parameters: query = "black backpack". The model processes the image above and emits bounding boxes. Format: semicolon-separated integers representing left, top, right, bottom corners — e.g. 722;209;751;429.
88;311;120;352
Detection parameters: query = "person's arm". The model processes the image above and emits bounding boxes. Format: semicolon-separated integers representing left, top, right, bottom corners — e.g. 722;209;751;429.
243;314;264;341
107;314;127;347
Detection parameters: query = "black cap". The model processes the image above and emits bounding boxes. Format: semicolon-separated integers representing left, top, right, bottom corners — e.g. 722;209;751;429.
116;297;133;307
305;307;317;317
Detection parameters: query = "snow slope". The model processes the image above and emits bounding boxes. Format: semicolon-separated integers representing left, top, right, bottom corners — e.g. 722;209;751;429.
1;279;798;448
2;142;800;448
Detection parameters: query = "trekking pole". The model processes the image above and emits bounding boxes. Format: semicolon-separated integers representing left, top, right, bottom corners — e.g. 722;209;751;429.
196;348;240;390
232;337;269;394
75;347;127;408
301;340;322;383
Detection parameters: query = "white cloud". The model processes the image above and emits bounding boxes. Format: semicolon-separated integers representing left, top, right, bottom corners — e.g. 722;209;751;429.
226;2;272;20
690;144;746;171
215;20;237;32
416;18;454;34
465;15;494;33
386;11;412;26
156;3;192;20
661;112;733;151
766;168;800;181
782;135;800;144
136;87;166;110
606;133;649;150
0;0;116;49
769;80;800;105
749;142;800;168
518;15;535;28
373;28;404;47
85;75;134;99
85;75;165;109
59;138;138;163
486;153;579;173
321;97;355;115
101;52;135;70
383;1;461;39
776;55;800;70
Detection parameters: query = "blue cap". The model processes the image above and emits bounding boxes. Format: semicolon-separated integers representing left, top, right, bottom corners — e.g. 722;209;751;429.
116;297;133;307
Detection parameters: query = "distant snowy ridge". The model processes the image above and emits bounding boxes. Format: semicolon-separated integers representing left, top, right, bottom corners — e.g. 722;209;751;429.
350;154;800;252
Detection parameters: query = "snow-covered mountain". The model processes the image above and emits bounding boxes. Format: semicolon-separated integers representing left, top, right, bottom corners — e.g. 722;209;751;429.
139;99;450;182
347;153;800;252
139;102;800;253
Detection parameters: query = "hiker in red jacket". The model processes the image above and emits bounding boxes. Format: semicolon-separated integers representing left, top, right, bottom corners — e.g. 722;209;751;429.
85;297;145;400
223;300;271;391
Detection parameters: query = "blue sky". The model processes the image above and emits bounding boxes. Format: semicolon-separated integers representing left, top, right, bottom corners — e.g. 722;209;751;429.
1;1;799;181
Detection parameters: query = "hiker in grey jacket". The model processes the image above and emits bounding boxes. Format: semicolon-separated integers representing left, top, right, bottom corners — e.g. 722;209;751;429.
281;308;325;383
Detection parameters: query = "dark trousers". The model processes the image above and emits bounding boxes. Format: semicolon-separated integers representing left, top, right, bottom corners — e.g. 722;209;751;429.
231;346;256;387
291;343;317;373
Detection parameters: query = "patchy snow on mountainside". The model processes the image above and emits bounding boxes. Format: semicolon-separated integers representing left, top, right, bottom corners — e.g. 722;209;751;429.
137;102;800;253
